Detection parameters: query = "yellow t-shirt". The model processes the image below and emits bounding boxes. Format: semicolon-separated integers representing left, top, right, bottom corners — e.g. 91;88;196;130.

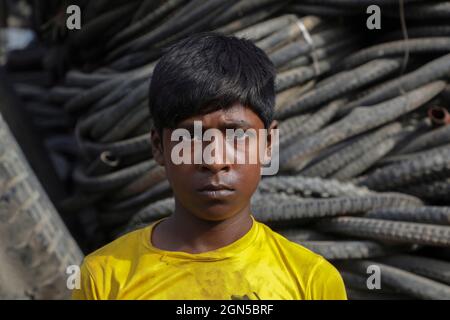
72;216;347;300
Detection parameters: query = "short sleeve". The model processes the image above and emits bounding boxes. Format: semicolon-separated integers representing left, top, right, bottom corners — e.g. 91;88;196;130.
306;258;347;300
71;260;100;300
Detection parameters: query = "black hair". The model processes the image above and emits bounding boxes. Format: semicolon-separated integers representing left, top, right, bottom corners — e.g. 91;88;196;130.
148;32;276;132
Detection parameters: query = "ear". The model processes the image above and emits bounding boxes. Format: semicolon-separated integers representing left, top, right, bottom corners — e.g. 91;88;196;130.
262;120;278;164
150;128;165;166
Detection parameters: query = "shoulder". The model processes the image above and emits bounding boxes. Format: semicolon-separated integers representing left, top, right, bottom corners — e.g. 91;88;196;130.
256;222;347;299
82;225;149;273
305;257;347;299
74;224;159;300
257;221;324;268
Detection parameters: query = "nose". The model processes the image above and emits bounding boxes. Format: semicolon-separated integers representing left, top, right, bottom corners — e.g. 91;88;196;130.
197;135;231;173
200;159;231;174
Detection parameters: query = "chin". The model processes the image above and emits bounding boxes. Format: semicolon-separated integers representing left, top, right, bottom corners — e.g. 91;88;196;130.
194;205;238;222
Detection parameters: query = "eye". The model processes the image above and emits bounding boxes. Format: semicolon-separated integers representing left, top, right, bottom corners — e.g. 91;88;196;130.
187;134;202;142
237;131;249;140
181;129;202;141
227;129;254;141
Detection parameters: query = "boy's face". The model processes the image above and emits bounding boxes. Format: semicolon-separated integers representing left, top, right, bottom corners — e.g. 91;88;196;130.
151;103;277;222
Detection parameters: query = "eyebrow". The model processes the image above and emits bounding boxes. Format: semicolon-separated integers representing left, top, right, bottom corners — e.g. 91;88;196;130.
177;120;253;130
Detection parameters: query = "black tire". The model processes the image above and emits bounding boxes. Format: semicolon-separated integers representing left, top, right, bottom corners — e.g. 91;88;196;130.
337;260;450;300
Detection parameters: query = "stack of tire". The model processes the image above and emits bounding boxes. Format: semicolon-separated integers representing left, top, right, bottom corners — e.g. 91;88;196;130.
1;0;450;299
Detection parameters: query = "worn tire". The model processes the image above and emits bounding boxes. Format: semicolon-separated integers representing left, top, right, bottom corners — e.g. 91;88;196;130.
0;114;83;299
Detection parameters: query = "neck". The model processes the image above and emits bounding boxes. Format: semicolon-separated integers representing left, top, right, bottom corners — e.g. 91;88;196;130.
151;201;253;254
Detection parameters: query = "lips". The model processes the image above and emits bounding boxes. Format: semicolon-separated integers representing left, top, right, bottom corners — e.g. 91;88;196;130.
198;183;234;192
196;183;235;199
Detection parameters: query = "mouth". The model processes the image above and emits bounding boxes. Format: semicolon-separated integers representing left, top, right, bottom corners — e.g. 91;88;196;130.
196;183;235;199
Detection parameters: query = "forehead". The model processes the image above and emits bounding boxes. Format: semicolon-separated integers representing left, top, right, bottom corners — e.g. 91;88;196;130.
177;103;264;129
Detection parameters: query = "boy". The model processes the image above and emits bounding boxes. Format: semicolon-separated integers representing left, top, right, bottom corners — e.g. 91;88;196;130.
72;32;347;300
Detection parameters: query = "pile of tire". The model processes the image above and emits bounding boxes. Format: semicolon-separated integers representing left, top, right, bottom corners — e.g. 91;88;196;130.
2;0;450;299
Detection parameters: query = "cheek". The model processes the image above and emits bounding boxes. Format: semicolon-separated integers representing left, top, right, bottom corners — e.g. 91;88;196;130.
163;148;195;188
164;165;198;202
234;164;261;195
